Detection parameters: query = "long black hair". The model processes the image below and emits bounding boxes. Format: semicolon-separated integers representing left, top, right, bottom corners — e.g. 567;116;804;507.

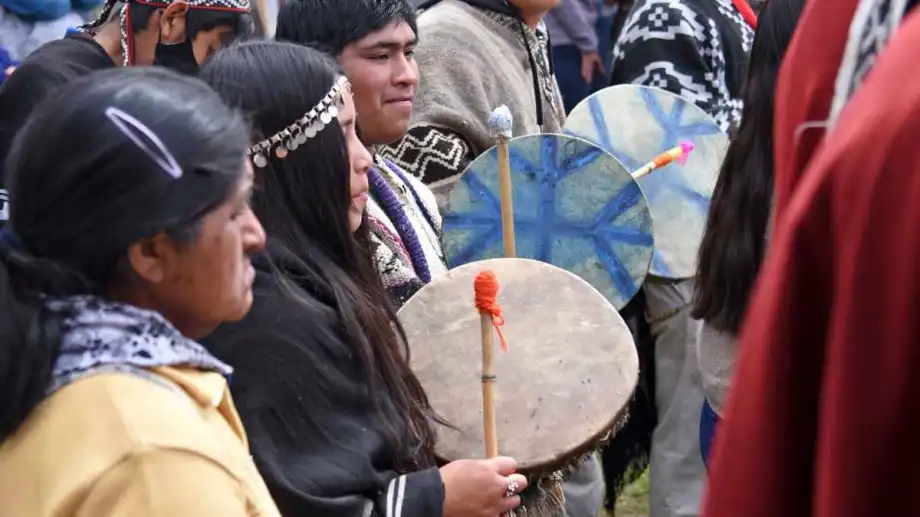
692;0;806;333
0;67;250;441
199;40;438;468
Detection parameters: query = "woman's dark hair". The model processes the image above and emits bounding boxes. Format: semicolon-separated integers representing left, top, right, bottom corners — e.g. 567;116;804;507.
199;40;437;468
0;67;250;440
692;0;806;333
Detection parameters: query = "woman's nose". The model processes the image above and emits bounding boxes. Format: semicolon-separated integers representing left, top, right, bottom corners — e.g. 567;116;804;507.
355;144;373;175
241;207;266;252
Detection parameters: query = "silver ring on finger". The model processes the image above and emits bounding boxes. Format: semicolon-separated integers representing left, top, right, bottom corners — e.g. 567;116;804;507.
505;477;520;498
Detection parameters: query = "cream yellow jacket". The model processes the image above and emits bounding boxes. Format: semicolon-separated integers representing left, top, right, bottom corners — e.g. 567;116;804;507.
0;367;281;517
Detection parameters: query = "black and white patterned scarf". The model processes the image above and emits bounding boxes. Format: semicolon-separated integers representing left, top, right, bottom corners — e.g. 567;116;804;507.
610;0;755;132
366;154;446;307
829;0;913;128
47;295;231;393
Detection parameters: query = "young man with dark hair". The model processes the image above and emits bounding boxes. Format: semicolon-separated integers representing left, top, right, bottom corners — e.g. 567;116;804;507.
277;0;448;307
0;0;252;225
277;0;421;149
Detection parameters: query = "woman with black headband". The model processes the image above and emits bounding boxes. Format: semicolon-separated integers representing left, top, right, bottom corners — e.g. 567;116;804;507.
0;67;279;517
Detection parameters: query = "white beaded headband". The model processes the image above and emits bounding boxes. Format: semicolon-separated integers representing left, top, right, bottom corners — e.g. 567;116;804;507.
247;76;350;168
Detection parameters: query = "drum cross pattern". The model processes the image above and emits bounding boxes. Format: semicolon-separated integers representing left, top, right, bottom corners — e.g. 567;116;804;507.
441;134;653;309
565;85;729;279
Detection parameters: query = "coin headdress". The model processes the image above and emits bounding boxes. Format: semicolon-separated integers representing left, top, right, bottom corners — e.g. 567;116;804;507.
246;76;350;168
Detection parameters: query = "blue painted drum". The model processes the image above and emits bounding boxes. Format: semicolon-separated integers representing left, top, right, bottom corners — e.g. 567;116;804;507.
441;133;653;310
564;85;730;279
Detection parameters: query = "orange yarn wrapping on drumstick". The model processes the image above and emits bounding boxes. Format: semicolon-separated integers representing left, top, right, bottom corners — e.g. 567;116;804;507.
474;271;508;352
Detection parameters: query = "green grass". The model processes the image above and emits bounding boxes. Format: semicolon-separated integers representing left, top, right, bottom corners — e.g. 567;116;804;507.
607;470;650;517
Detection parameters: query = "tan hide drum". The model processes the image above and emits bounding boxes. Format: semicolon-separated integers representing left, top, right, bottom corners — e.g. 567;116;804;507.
397;257;639;475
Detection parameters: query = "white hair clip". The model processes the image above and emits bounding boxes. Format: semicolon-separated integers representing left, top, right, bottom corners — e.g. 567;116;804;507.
105;107;183;179
246;76;350;168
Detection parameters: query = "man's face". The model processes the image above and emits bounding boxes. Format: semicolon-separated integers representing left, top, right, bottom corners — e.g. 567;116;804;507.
339;21;419;146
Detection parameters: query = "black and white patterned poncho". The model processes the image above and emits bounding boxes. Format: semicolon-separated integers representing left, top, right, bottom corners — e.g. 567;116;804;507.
609;0;755;132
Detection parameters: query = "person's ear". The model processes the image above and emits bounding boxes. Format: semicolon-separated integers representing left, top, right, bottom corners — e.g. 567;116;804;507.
126;233;175;284
159;1;190;44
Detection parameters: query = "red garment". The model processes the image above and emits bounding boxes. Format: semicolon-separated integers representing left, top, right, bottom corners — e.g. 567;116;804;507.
771;0;859;218
703;9;920;517
731;0;758;28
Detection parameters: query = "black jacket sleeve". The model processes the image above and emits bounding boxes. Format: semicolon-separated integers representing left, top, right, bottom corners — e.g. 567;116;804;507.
372;470;444;517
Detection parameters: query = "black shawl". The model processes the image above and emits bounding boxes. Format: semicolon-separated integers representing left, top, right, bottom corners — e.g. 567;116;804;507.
203;252;444;517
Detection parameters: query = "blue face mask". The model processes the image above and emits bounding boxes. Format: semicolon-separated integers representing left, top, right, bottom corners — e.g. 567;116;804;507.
154;36;199;76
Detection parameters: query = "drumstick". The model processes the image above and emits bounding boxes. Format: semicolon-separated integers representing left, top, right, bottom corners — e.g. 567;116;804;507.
631;141;695;179
474;270;508;458
487;106;516;258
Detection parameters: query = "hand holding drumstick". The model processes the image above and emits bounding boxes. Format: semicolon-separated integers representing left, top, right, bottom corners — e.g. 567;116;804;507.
437;107;521;517
436;269;517;517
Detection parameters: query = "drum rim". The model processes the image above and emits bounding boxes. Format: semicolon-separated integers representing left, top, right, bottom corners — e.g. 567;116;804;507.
567;83;725;130
432;382;636;476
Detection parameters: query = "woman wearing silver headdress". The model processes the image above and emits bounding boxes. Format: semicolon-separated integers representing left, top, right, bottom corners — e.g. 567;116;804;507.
200;40;529;517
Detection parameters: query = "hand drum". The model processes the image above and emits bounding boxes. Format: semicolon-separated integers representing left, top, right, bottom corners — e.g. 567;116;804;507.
565;85;729;279
397;257;639;476
441;134;654;310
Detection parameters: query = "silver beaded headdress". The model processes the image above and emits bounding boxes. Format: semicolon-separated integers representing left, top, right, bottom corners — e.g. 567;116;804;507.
81;0;250;67
247;76;350;168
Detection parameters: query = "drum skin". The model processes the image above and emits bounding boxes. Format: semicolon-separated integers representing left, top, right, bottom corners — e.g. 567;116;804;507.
565;85;729;279
441;134;653;310
397;258;639;475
